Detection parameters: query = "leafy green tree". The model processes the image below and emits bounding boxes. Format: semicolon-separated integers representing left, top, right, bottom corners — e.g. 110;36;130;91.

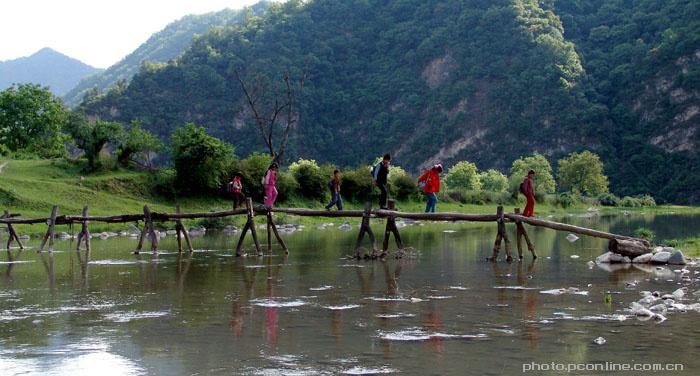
509;154;556;194
289;158;326;200
445;161;481;191
557;150;609;196
117;121;163;168
66;113;124;171
478;169;509;192
0;83;68;157
171;123;234;195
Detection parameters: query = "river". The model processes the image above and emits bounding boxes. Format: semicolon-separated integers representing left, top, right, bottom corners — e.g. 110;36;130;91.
1;211;699;375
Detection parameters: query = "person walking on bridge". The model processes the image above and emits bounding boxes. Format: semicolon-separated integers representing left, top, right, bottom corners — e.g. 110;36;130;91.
262;162;279;208
325;169;343;210
417;164;443;213
372;154;391;209
520;170;536;217
228;173;244;209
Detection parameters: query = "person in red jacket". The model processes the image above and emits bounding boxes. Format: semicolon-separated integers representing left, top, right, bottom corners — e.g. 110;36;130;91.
417;164;443;213
521;170;536;217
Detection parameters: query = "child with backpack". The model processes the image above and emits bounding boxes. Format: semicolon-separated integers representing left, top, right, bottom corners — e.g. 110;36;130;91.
228;173;244;209
325;169;343;210
262;162;279;208
417;164;443;213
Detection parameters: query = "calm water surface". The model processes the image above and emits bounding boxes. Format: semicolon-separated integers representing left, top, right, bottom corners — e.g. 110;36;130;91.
1;212;700;375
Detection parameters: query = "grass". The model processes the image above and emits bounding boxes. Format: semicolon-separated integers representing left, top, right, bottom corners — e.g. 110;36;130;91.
664;237;700;256
2;158;699;235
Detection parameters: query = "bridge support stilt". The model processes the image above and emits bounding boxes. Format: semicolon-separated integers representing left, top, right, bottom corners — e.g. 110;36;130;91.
235;198;262;257
489;206;512;262
354;202;377;259
382;200;403;258
514;208;536;259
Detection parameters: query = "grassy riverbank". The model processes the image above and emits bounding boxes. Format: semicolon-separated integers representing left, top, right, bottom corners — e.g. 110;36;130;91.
2;159;699;235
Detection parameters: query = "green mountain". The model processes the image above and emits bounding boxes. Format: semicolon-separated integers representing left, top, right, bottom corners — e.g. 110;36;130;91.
0;48;101;96
62;1;270;107
81;0;700;204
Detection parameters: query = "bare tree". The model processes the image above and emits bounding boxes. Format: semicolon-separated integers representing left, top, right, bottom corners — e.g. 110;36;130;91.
234;69;306;165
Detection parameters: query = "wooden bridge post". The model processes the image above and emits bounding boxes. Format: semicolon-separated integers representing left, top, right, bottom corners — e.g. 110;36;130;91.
381;200;403;257
135;205;158;254
354;202;377;259
489;206;512;262
174;206;194;253
266;210;288;254
235;198;261;256
514;208;536;259
3;210;24;250
76;206;91;252
38;205;58;252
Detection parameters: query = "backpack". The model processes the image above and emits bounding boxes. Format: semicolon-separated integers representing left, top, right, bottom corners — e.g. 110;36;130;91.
327;179;335;191
261;171;269;185
519;181;527;195
227;181;234;193
371;162;382;181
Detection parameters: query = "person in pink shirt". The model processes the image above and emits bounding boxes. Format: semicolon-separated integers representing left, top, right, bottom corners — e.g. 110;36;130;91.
262;162;279;208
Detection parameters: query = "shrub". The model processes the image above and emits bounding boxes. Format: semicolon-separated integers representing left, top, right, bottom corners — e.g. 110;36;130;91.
197;215;235;230
392;173;419;201
478;169;508;192
444;161;481;190
634;227;655;242
340;166;375;203
275;170;299;203
636;195;656;207
171;123;234;195
148;169;176;198
556;192;576;208
620;196;642;207
289;158;326;201
557;150;609;196
597;193;620;206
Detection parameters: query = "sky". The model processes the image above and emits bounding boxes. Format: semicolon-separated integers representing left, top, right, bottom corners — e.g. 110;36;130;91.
0;0;265;68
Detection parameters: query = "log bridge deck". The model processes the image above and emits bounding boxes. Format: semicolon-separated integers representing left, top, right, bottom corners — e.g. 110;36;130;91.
1;199;646;261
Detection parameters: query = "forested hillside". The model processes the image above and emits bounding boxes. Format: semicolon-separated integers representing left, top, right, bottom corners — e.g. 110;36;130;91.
62;1;269;106
82;0;700;203
0;48;101;96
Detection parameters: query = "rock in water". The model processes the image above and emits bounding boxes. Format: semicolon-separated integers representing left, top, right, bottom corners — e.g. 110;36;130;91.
632;253;654;264
566;233;579;243
667;250;687;265
650;251;672;264
593;337;606;345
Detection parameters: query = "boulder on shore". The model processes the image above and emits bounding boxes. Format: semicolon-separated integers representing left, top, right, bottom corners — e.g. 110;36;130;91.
667;250;687;265
650;251;672;264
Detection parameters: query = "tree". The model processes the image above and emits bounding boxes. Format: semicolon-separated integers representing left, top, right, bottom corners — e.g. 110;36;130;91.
171;123;234;194
0;83;68;157
66;113;124;170
445;161;481;191
289;158;326;200
509;154;556;194
235;69;306;165
478;169;509;192
117;121;163;169
557;150;609;196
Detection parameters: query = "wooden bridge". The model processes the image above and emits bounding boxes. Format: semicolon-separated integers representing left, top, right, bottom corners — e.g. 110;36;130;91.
1;198;648;262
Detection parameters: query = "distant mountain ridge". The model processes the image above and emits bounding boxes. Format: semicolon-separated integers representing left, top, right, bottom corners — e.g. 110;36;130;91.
62;1;270;107
0;48;101;96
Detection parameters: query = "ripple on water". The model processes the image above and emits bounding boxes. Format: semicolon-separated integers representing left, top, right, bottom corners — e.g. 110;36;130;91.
309;285;333;291
375;313;416;319
89;260;145;265
322;305;361;310
250;298;308;308
342;366;398;375
0;260;34;264
378;328;488;341
103;311;170;323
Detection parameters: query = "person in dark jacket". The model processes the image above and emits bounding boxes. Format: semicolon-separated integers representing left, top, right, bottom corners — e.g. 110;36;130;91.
325;169;343;210
373;153;391;209
522;170;536;217
228;173;244;209
417;164;443;213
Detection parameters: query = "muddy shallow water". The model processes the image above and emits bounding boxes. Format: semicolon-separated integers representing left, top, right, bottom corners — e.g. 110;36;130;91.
1;212;699;375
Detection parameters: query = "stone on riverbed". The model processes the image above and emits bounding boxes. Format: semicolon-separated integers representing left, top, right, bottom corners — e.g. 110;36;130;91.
632;253;654;264
650;251;672;264
667;250;687;265
596;252;631;264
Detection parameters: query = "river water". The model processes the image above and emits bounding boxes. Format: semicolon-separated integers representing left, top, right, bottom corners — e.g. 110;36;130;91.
1;211;699;375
